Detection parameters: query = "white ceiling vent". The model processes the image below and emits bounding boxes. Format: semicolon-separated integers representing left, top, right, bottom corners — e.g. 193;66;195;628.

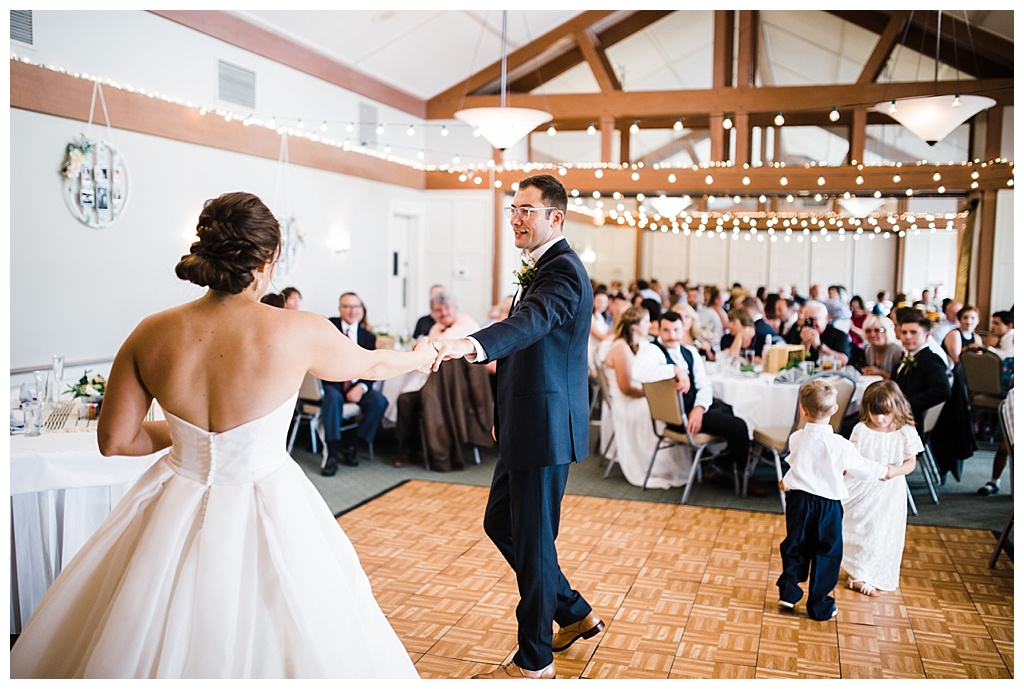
218;60;256;110
10;10;33;46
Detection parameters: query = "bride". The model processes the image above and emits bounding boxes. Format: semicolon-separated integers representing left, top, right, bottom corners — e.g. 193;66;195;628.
10;192;434;679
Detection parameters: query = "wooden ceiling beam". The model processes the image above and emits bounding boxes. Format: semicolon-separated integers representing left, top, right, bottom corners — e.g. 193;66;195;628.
575;29;621;93
828;10;1013;79
858;11;911;83
439;79;1012;121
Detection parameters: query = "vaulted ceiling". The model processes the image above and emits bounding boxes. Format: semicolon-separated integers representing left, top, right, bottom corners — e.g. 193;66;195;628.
200;9;1014;201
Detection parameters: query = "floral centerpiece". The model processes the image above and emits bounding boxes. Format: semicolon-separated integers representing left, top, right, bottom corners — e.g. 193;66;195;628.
67;370;106;401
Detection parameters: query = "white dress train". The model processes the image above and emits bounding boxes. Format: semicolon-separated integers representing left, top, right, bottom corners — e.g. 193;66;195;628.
10;393;419;679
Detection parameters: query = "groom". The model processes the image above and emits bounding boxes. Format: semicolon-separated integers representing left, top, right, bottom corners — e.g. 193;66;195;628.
430;174;603;679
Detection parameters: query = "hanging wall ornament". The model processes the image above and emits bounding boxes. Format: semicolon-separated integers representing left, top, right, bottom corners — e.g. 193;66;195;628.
59;80;130;228
272;133;304;278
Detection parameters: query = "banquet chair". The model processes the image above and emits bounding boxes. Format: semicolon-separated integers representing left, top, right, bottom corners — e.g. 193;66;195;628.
640;379;728;505
989;390;1013;568
287;373;370;469
961;349;1005;441
905;401;944;512
594;367;617;469
746;372;856;511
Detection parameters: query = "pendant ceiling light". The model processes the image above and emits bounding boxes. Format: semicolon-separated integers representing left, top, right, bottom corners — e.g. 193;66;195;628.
874;10;994;146
455;11;551;151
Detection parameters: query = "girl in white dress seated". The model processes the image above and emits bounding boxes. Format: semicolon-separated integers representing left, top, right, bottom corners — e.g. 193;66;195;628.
10;192;435;679
842;381;923;596
602;306;690;489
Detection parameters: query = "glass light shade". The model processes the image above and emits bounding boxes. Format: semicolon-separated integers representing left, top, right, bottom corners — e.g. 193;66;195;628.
874;94;995;145
838;197;886;217
454;107;552;150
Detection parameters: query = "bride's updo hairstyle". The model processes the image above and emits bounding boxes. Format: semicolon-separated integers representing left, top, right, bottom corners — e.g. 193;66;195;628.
175;192;280;294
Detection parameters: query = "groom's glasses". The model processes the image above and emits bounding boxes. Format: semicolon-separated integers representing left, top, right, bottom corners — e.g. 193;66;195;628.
504;206;558;220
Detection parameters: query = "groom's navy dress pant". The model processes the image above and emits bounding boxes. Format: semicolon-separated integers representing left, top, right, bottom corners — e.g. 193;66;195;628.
483;454;592;671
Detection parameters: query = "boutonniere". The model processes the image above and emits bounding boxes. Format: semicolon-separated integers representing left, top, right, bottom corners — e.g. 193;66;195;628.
899;353;918;369
513;252;537;289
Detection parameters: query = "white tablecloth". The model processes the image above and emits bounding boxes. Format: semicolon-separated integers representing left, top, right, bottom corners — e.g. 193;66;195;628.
9;430;162;632
380;371;428;426
707;367;879;436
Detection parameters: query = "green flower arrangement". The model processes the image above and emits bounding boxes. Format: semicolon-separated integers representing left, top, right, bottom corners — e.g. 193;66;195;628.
60;135;93;178
68;370;107;399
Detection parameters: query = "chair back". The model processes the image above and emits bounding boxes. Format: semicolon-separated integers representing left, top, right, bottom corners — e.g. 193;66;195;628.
961;349;1004;398
922;401;945;434
796;372;855;433
298;372;323;402
999;388;1014;452
642;379;685;428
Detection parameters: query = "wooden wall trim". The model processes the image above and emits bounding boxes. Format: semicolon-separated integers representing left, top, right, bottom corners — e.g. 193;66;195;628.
148;10;426;118
10;60;426;190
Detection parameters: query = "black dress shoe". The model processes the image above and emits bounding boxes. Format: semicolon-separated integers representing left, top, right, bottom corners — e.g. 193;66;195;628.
321;456;338;477
340;446;358;467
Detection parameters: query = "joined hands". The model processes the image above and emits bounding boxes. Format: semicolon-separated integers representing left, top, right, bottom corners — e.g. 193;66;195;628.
426;338;475;372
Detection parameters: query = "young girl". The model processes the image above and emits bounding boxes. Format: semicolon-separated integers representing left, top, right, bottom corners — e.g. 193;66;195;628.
842;380;924;596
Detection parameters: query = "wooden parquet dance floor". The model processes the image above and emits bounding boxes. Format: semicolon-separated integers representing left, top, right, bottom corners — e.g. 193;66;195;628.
338;480;1014;679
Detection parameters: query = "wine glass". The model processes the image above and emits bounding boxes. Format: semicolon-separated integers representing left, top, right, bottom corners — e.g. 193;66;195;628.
51;355;65;403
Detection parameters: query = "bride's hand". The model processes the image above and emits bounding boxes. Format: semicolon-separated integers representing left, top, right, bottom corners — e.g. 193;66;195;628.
413;339;437;374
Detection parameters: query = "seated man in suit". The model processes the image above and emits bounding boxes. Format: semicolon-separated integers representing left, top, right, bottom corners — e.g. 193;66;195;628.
633;310;759;493
775;296;799;343
320;292;389;475
894;311;952;441
798;300;851;367
742;296;781;352
395;292;480;467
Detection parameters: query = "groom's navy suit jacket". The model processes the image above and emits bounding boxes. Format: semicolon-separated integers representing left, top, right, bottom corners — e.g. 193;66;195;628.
471;239;593;469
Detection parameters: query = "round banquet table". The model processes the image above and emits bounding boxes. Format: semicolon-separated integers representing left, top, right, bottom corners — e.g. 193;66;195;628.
9;428;162;633
705;364;880;436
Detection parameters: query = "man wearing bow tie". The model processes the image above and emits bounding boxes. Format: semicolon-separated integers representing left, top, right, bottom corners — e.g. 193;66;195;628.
894;311;951;441
428;175;601;679
633;310;751;490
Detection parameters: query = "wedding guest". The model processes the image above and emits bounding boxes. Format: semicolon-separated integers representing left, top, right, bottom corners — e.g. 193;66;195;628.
719;308;757;361
281;286;302;310
634;310;753;492
412;283;446;338
848;295;869;349
985;309;1015;361
589;291;613;373
931;299;963;346
941;305;982;366
260;292;285;308
604;307;692;489
321;292;389;473
851;316;904;379
799;300;851;367
894;312;951;442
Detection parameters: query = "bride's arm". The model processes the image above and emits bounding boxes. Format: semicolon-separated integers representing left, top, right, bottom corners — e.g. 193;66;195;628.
97;331;171;457
303;314;435;382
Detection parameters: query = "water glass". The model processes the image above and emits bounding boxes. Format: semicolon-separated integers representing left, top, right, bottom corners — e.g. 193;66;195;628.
33;370;48;403
22;401;42;436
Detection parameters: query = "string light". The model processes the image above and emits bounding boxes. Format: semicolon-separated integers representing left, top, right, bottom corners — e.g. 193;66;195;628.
587;122;596;135
12;57;1011;190
774;111;785;126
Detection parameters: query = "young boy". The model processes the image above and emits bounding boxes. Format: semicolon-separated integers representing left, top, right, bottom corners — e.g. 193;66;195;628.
777;379;894;620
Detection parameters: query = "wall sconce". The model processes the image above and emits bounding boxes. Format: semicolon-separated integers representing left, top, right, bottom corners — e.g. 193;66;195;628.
330;230;351;254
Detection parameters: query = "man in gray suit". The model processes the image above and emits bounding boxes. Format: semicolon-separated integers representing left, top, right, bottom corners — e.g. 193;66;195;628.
430;175;603;679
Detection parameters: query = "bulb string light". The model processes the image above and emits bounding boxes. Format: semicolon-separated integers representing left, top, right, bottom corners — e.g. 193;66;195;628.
13;55;1013;188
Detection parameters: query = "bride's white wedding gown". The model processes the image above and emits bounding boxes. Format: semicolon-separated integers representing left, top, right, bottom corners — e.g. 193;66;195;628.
10;393;419;679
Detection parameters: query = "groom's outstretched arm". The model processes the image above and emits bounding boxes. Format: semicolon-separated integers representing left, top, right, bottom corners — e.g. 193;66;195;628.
427;337;477;372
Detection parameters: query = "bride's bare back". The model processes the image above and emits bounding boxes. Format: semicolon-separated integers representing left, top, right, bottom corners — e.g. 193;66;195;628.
97;192;433;457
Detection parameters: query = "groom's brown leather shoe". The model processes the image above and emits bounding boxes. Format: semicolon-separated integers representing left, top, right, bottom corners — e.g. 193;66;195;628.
472;661;555;679
552;610;605;652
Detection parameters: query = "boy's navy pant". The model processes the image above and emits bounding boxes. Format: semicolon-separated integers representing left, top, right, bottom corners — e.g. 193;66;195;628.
776;489;843;620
